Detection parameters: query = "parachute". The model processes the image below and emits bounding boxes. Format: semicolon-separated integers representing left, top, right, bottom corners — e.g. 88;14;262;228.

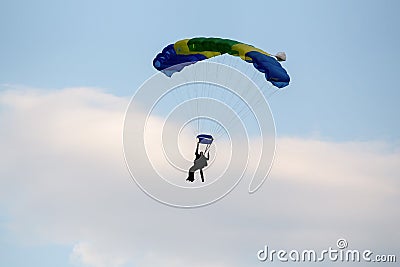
153;37;290;88
122;37;286;202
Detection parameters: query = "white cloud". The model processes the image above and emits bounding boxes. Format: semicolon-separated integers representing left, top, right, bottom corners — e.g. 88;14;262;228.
70;242;129;267
0;86;399;267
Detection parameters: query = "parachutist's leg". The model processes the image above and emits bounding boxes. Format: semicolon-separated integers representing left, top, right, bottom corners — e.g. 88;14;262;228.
200;169;204;182
187;163;197;182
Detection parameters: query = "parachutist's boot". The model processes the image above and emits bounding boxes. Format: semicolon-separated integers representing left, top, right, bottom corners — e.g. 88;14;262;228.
186;172;195;182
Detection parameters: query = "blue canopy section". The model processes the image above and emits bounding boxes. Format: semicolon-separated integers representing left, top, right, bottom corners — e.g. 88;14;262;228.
197;134;214;144
153;44;207;76
246;51;290;88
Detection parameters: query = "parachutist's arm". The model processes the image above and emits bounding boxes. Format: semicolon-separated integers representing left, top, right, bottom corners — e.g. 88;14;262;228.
195;143;199;156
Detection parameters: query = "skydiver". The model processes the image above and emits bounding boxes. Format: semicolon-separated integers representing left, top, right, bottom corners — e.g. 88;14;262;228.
186;142;210;183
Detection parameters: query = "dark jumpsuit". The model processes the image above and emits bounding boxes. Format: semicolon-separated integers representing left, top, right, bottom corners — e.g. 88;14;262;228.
187;145;209;182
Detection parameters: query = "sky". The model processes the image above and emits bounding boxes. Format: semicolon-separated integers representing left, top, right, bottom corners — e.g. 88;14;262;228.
0;0;399;266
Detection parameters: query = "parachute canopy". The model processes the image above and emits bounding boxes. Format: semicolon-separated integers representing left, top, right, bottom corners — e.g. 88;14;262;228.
197;134;214;144
153;37;290;88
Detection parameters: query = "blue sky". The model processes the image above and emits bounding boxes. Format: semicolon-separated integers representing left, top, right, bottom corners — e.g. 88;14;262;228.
0;1;399;267
1;0;399;142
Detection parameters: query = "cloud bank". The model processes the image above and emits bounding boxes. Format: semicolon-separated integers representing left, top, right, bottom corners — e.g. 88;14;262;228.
0;86;399;267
